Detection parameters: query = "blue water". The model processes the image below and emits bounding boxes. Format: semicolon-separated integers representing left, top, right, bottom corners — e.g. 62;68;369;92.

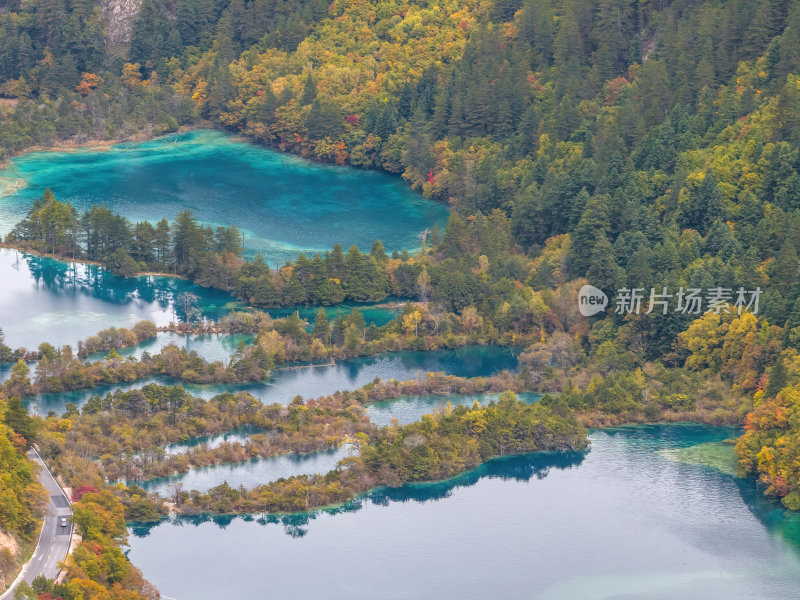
89;332;255;364
0;130;448;265
161;425;266;456
267;301;401;328
0;249;401;351
25;345;522;415
0;248;241;350
366;391;541;426
133;392;540;494
126;424;800;599
137;443;357;496
0;361;18;382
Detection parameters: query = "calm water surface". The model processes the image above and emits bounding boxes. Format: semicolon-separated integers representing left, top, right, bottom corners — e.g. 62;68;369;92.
9;131;795;599
126;424;800;600
0;248;240;349
89;332;254;363
267;301;401;328
160;425;266;456
25;345;522;415
0;130;448;264
0;249;402;350
0;129;442;348
135;392;539;494
137;443;357;496
367;391;541;426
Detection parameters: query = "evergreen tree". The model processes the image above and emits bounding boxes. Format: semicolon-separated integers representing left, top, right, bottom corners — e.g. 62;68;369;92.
306;98;343;138
300;72;317;105
312;308;330;341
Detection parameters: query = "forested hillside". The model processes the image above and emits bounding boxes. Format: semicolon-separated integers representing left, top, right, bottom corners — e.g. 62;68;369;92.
4;0;800;508
0;396;46;589
1;386;157;599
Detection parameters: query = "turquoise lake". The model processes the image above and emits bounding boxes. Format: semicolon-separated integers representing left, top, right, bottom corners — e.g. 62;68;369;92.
92;332;255;363
4;135;800;599
126;423;800;600
0;130;448;265
25;345;522;415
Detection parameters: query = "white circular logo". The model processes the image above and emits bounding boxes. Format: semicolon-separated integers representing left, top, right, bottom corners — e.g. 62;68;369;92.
578;285;608;316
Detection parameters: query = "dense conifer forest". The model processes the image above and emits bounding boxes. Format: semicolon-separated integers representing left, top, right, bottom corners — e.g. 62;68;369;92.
5;0;800;597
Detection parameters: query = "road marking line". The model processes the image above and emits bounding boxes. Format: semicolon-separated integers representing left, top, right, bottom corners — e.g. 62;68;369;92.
2;449;72;600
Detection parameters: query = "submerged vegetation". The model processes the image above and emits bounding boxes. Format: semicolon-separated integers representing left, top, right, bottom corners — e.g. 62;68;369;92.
39;372;526;482
46;382;375;483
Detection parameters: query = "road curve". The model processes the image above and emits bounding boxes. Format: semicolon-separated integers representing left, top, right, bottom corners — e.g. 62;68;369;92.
1;449;73;600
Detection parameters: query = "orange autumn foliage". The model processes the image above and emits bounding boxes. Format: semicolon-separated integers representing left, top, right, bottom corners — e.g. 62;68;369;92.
76;73;102;95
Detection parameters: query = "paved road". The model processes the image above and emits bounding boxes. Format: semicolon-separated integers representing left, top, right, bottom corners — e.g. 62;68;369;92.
1;449;72;599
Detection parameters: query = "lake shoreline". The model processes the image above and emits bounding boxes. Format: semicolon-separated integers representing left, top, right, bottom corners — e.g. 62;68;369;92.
0;124;432;198
124;412;748;523
124;419;753;526
124;422;800;600
0;123;215;170
0;244;416;319
0;243;190;280
126;445;588;525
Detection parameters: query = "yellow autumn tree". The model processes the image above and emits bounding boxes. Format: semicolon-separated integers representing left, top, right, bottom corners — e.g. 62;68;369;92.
121;63;142;89
402;309;423;336
677;312;728;372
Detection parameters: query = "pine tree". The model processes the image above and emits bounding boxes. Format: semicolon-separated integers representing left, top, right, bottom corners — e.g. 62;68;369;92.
370;240;387;264
571;191;609;275
586;234;624;292
4;397;35;446
312;309;330;341
679;172;725;235
154;219;172;265
300;72;317;105
764;355;788;396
